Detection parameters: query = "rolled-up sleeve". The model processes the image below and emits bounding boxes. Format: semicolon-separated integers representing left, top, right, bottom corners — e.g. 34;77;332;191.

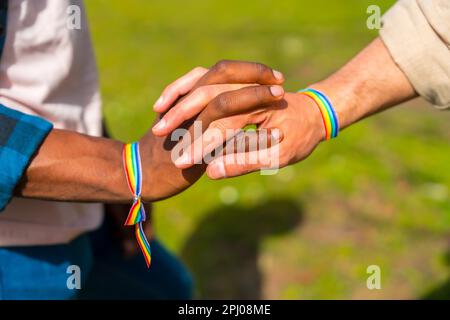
0;104;53;211
380;0;450;109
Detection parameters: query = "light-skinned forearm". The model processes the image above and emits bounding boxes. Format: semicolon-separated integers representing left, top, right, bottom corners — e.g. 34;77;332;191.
312;37;418;129
14;129;132;203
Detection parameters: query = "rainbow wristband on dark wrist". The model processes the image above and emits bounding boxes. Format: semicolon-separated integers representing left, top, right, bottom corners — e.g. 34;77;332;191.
123;142;152;268
298;88;339;140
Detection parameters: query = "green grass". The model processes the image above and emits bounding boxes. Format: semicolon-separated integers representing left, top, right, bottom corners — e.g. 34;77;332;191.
86;0;450;299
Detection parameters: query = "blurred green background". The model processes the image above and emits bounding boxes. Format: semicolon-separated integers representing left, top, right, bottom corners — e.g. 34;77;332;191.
86;0;450;299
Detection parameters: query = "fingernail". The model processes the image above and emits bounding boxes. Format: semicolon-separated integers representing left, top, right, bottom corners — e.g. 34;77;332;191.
175;152;190;166
271;129;281;142
154;96;165;109
152;118;166;131
270;85;284;97
272;70;284;80
209;161;226;179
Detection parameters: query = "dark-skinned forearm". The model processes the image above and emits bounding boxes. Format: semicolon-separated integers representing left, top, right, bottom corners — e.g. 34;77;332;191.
14;129;132;203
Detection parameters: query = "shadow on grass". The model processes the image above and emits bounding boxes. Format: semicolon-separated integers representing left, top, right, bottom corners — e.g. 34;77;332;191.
421;249;450;300
181;198;303;299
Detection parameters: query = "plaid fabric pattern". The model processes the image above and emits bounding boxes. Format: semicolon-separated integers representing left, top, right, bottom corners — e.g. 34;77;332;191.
0;104;53;211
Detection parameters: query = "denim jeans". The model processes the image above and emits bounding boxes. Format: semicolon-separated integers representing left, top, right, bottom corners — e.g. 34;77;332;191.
0;223;194;300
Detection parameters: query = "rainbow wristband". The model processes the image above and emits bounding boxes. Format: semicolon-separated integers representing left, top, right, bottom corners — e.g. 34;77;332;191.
123;142;151;268
298;88;339;140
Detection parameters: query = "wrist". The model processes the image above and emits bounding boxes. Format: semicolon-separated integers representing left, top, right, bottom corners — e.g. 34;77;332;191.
137;135;156;202
286;92;327;143
100;139;133;201
310;38;417;131
309;78;362;131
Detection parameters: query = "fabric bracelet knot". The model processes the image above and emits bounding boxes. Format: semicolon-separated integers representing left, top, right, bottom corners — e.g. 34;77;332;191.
123;142;151;268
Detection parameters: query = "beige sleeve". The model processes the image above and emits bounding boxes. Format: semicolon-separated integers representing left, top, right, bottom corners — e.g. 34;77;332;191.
380;0;450;109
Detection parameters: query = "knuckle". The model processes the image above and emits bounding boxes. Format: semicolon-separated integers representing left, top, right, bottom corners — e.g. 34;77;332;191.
213;60;232;74
252;62;269;76
177;104;191;120
164;83;175;94
193;66;208;74
215;93;233;113
209;119;228;132
251;85;266;101
193;86;208;100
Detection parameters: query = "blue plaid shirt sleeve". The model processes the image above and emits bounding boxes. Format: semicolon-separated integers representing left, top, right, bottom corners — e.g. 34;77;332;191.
0;104;53;211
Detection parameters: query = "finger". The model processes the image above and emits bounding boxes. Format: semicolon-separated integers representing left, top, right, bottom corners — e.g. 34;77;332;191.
204;128;283;169
153;66;208;113
175;119;283;169
197;85;284;127
225;128;282;154
206;143;284;179
172;85;284;167
152;84;251;136
171;85;284;168
194;60;284;89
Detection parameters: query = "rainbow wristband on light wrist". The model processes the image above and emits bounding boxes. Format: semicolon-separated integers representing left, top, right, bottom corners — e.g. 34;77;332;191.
123;142;151;268
298;88;339;140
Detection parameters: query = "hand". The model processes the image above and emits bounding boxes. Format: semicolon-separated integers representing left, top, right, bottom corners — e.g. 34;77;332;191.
148;39;419;180
17;41;418;203
152;60;285;135
138;61;286;201
205;92;324;178
165;90;325;178
150;60;324;179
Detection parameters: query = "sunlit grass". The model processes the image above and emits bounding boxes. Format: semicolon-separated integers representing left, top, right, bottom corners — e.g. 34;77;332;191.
86;0;449;299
